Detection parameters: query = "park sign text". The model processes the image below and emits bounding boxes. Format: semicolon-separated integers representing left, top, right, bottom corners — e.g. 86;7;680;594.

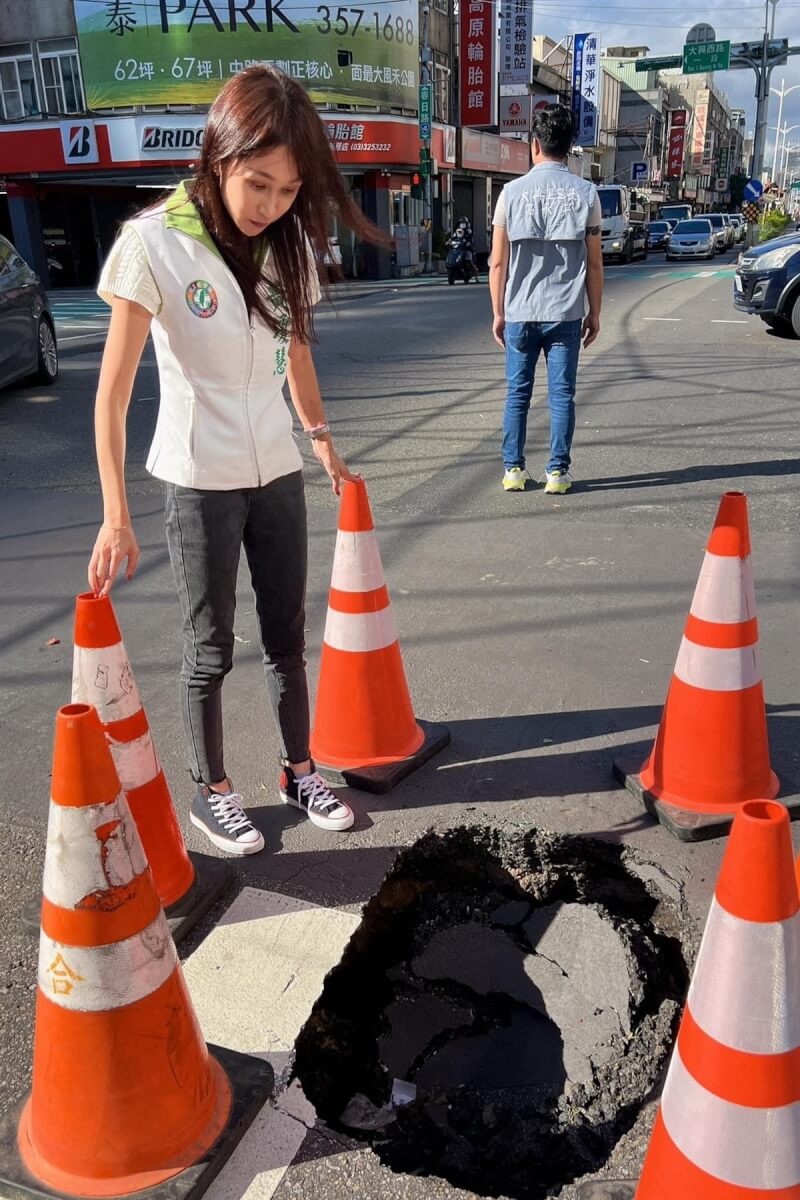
73;0;418;111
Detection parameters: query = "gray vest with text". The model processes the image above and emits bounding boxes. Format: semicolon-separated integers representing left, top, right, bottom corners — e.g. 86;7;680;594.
503;163;597;323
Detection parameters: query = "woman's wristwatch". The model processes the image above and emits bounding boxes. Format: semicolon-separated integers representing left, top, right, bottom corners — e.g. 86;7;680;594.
305;422;331;440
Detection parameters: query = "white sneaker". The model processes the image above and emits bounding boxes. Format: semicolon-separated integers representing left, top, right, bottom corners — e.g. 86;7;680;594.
503;466;528;492
544;469;573;495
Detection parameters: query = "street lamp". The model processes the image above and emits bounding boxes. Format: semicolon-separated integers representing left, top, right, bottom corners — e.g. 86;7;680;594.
769;79;800;179
781;140;800;190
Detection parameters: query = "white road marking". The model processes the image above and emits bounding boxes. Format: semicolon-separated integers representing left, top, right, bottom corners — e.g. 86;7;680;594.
184;888;360;1200
643;317;682;322
711;319;749;324
693;271;717;277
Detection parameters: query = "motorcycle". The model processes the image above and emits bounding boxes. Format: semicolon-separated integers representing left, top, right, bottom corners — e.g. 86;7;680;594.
446;233;477;285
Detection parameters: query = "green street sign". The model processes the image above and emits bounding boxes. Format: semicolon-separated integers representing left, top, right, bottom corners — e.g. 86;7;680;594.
634;55;682;73
791;180;800;191
419;84;432;142
419;146;431;177
683;40;730;74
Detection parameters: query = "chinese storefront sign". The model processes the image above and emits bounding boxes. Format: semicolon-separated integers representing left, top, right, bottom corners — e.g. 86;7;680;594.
691;96;709;168
667;109;687;178
571;32;602;149
500;0;532;89
499;94;530;134
73;0;418;110
459;0;495;128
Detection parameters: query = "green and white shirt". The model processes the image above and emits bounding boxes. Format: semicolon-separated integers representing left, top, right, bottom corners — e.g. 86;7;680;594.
98;181;319;490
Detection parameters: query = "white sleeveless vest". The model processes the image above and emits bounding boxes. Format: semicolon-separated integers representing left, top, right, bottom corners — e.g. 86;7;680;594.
127;186;303;490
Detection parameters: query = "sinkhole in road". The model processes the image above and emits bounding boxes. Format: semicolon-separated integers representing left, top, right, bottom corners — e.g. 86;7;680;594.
294;825;692;1200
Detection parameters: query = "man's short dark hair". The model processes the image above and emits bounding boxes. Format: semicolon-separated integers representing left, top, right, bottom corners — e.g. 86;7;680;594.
530;104;575;158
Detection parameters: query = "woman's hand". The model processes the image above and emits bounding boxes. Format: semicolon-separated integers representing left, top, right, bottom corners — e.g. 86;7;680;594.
88;523;140;596
312;437;360;496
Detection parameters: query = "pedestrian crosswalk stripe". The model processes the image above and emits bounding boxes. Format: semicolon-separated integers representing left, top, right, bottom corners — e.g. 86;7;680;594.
183;887;360;1200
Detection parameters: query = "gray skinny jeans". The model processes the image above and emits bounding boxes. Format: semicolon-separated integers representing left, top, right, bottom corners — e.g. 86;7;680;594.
164;470;309;785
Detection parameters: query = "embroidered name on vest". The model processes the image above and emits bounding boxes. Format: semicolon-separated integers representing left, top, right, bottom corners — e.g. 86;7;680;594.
521;186;582;218
185;280;218;318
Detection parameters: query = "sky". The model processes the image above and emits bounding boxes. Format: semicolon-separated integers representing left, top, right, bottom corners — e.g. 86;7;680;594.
536;0;800;168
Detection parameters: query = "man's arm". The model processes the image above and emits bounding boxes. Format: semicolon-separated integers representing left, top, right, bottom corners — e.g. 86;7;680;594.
583;227;603;349
489;223;510;349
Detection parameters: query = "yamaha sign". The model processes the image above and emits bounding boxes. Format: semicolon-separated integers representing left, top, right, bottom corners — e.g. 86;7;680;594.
141;126;204;153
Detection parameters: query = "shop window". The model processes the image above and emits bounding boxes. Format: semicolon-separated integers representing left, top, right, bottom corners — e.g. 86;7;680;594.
38;38;85;115
391;191;424;229
0;44;39;120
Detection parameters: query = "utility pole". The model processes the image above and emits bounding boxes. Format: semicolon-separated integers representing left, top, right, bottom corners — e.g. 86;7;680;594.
420;2;433;267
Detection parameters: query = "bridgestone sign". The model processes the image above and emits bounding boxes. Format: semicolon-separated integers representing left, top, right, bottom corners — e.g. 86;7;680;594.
141;126;204;151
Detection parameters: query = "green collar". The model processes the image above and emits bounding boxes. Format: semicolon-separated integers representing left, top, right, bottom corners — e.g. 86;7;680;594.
164;180;221;259
164;179;266;266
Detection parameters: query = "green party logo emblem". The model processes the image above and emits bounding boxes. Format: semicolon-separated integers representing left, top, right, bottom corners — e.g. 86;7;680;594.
185;280;218;318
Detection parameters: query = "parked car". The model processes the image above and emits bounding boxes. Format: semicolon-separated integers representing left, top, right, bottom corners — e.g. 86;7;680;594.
705;213;729;253
665;219;715;260
0;235;58;389
734;232;800;335
729;214;746;243
647;220;672;250
720;214;736;249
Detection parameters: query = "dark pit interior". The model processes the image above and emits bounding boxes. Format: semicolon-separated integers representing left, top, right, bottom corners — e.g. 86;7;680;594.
294;825;691;1199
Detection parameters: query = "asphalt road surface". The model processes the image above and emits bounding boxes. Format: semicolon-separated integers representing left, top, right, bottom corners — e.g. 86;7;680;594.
1;245;799;1198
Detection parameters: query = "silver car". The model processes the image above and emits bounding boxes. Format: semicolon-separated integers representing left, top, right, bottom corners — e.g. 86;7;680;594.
665;219;715;260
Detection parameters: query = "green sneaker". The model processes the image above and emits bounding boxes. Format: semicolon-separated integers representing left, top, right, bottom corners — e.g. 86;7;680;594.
503;467;527;492
544;469;573;495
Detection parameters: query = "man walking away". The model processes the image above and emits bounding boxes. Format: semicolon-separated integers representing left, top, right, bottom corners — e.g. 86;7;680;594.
490;104;603;495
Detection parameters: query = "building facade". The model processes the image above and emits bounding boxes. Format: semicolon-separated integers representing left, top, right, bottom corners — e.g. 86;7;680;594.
0;0;532;283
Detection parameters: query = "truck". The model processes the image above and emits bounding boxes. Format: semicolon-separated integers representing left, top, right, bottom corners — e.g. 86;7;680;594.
596;185;648;262
660;203;693;224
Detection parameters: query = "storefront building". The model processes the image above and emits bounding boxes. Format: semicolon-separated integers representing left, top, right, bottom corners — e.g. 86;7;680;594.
0;0;461;282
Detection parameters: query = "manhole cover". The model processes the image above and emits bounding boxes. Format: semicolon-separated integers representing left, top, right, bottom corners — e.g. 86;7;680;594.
294;826;692;1199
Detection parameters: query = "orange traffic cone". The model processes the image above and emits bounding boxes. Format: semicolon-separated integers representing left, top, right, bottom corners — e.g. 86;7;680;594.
2;704;270;1199
70;592;231;936
614;492;794;841
577;798;800;1200
310;479;449;792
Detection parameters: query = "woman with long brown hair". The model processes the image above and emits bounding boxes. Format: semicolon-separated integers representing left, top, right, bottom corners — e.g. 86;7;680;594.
88;66;377;854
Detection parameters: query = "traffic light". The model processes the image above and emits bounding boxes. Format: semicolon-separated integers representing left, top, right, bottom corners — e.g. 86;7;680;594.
411;171;423;200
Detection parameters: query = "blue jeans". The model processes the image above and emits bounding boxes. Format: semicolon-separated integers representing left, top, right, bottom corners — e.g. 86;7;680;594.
502;319;582;473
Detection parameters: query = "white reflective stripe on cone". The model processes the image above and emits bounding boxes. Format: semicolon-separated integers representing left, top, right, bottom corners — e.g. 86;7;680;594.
72;644;142;723
688;897;800;1054
109;730;161;792
38;912;177;1011
330;530;385;593
324;605;397;653
673;637;762;691
690;553;757;624
42;795;148;910
661;1046;800;1190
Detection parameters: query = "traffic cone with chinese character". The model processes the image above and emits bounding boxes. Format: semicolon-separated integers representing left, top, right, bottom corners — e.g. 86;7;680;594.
2;703;271;1200
69;591;231;936
576;798;800;1200
613;492;796;841
310;479;449;792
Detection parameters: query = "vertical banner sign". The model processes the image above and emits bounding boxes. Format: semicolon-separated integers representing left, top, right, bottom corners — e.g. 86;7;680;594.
460;0;495;128
500;0;532;88
571;33;602;148
691;95;709;168
668;109;687;177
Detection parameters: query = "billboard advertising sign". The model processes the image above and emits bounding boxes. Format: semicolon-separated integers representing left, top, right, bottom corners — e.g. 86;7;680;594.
459;0;495;127
499;94;530;134
500;0;532;89
667;108;687;177
72;0;418;110
571;33;602;148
